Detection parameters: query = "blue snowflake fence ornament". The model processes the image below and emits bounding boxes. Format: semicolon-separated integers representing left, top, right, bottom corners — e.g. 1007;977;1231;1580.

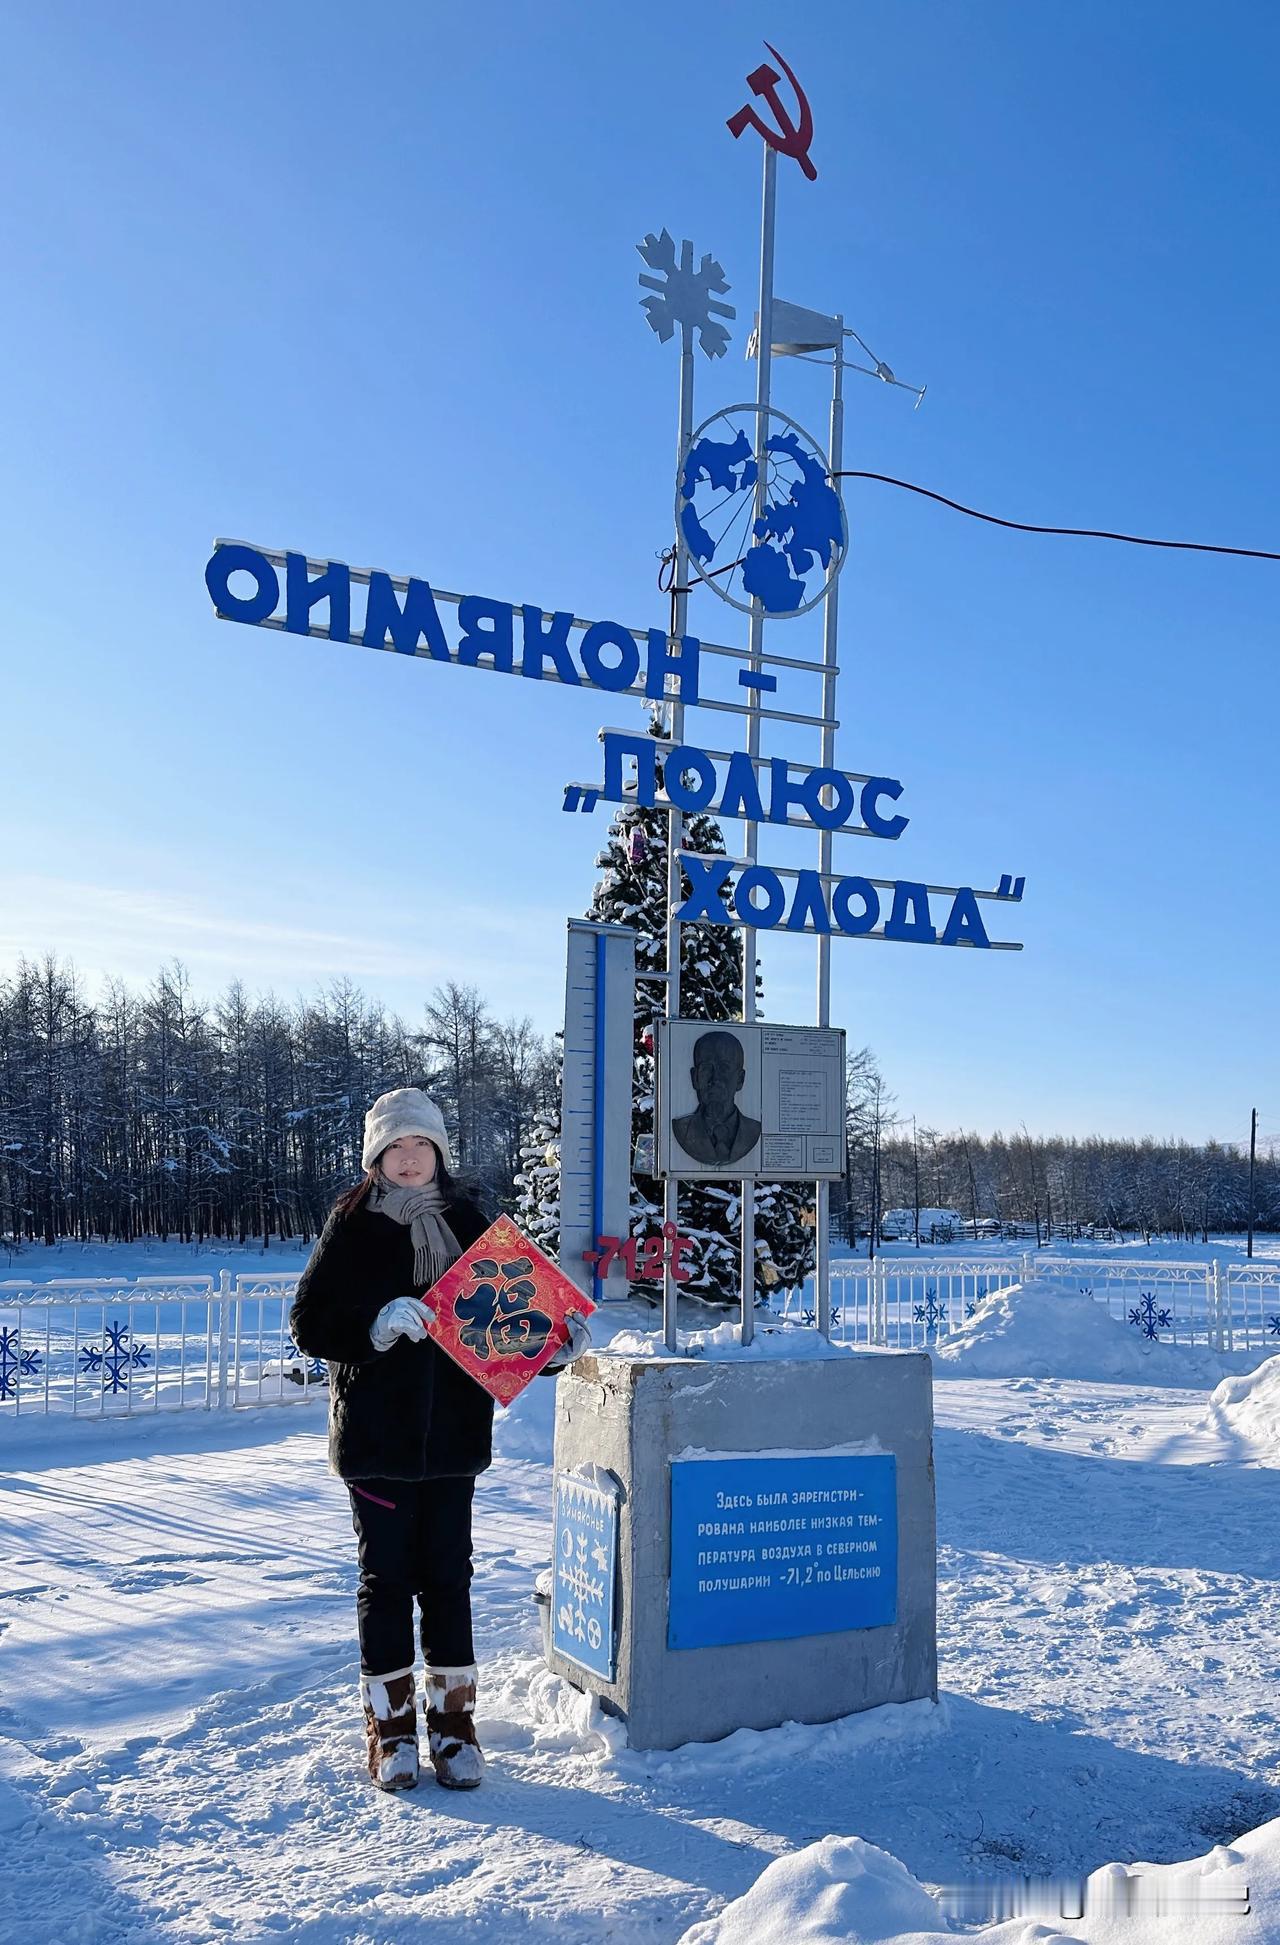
0;1325;41;1400
636;229;735;358
913;1287;948;1336
676;403;847;617
1268;1315;1280;1338
1128;1293;1173;1341
79;1318;151;1394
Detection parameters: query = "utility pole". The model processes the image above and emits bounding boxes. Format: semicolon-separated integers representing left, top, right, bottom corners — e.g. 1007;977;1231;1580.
1248;1106;1258;1259
912;1117;921;1248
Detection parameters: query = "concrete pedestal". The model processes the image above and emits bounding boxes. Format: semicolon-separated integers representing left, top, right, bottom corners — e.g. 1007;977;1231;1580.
548;1347;937;1751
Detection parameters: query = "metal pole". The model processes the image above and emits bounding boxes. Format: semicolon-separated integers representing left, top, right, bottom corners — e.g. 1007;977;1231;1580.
814;319;844;1341
216;1269;232;1411
662;319;696;1354
1248;1106;1258;1260
740;144;778;1348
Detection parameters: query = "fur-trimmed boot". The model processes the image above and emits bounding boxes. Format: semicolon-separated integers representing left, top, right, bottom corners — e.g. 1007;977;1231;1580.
360;1666;419;1791
425;1664;485;1790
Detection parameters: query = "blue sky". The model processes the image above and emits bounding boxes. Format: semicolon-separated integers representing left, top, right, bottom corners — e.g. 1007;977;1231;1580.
2;1;1277;1145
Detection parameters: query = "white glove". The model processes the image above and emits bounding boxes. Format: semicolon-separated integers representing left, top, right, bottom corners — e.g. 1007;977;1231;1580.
370;1297;431;1353
561;1312;594;1364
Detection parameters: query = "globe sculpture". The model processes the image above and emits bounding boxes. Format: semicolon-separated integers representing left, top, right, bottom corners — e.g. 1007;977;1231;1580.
676;403;847;618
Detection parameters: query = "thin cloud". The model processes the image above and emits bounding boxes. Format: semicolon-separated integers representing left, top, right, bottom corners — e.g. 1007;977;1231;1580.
0;874;568;1023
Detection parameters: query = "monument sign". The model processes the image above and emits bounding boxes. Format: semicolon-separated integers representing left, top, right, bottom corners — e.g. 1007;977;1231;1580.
203;42;1027;1751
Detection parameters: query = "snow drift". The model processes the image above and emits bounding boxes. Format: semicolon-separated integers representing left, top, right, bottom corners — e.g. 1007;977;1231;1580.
679;1820;1276;1945
932;1279;1223;1383
678;1835;943;1945
1205;1353;1280;1461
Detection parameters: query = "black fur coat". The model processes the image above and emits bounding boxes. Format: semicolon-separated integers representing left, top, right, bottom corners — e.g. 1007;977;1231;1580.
290;1192;495;1482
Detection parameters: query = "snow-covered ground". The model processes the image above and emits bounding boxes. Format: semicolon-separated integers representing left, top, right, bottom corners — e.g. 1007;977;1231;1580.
0;1237;315;1281
6;1229;1280;1285
3;1263;1280;1941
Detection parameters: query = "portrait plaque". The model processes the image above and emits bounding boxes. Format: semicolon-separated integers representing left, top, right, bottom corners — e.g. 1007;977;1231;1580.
656;1021;846;1180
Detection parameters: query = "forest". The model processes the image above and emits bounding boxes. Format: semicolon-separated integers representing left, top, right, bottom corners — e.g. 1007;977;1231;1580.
0;955;553;1246
0;952;1274;1251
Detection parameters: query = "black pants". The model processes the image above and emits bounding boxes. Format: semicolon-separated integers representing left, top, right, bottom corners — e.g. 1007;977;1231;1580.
347;1475;476;1676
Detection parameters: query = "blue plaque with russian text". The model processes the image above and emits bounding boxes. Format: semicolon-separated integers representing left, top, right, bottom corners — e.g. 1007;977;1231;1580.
552;1471;619;1681
668;1454;897;1650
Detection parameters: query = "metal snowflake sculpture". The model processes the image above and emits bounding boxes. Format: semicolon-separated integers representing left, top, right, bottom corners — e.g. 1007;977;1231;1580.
914;1287;948;1335
1269;1315;1280;1338
637;229;735;359
965;1299;979;1319
79;1318;151;1393
1128;1292;1173;1341
0;1326;41;1400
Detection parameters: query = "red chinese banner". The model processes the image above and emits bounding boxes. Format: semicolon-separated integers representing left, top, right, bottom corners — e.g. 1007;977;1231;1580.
424;1214;596;1409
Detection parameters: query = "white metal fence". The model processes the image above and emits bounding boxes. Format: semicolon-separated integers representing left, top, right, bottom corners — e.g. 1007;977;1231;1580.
3;1255;1279;1420
0;1272;327;1419
778;1254;1280;1356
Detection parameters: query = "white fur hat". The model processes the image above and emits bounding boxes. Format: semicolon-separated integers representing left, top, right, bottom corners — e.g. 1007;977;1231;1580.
362;1088;453;1172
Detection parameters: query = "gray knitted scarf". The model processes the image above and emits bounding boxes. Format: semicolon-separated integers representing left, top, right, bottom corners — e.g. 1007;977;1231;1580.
368;1176;463;1290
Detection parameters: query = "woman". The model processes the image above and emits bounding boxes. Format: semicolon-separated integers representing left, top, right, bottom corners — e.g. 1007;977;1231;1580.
290;1086;590;1793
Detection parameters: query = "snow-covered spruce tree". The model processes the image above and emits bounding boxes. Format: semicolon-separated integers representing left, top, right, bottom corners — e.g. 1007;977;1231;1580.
512;1087;562;1261
535;730;814;1307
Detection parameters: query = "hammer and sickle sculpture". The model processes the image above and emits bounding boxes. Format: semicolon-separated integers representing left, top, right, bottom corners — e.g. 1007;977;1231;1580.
726;43;817;182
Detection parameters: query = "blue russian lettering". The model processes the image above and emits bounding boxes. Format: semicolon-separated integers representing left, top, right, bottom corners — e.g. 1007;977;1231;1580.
601;732;659;806
285;553;351;641
767;763;862;832
677;854;734;923
718;751;765;824
455;597;514;672
884;882;936;943
860;777;908;840
784;871;832;933
832;877;881;935
767;760;817;826
663;746;717;812
733;866;785;928
808;770;857;832
204;544;279;625
939;889;992;948
580;620;641;693
645;629;700;705
362;572;450;659
518;605;575;682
